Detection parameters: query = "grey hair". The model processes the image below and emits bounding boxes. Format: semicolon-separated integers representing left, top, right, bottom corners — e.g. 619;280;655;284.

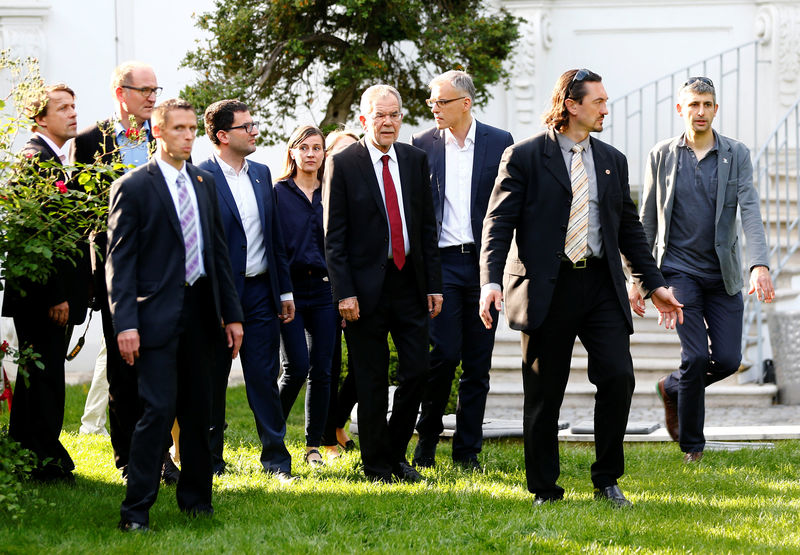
359;84;403;116
429;70;476;101
678;78;716;105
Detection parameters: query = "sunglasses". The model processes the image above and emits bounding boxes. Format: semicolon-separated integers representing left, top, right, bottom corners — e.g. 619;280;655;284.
683;76;714;88
568;69;592;97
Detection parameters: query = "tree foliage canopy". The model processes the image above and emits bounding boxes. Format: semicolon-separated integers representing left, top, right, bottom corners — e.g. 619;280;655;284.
181;0;521;144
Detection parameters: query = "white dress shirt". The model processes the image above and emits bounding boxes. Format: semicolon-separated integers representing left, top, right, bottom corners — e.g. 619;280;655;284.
365;140;410;258
214;154;268;276
155;157;206;277
34;132;68;164
440;118;477;247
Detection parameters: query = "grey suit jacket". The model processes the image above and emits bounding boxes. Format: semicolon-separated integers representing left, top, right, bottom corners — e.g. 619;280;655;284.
640;132;769;295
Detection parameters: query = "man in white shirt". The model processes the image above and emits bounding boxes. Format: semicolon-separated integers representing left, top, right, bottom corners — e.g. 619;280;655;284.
198;99;296;481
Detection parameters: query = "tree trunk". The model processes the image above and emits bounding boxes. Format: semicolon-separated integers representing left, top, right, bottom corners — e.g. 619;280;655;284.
321;83;358;129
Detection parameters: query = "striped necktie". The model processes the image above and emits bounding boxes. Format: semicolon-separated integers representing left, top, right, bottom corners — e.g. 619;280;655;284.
176;173;202;285
564;144;589;263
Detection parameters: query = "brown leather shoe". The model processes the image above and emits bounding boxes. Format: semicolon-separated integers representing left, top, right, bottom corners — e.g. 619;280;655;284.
656;377;679;442
683;451;703;463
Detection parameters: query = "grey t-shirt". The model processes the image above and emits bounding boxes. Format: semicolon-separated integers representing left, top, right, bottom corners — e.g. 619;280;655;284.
662;134;722;278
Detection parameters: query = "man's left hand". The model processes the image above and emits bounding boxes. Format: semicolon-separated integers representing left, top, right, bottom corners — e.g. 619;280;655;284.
650;286;684;329
48;301;69;327
748;266;775;303
428;294;443;318
225;322;244;359
279;300;295;324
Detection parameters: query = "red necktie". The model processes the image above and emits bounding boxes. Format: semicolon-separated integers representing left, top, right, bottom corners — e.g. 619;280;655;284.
381;154;405;270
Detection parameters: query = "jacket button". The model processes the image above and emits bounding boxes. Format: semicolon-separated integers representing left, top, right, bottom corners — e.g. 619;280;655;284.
240;271;245;276
241;245;246;250
380;264;385;270
560;224;567;231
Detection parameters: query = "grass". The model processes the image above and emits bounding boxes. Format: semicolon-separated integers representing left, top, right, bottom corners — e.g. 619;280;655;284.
1;384;800;553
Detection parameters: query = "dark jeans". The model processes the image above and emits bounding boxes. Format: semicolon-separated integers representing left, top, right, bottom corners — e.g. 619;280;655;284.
661;267;743;453
522;260;634;498
278;274;338;447
321;325;358;447
415;248;497;460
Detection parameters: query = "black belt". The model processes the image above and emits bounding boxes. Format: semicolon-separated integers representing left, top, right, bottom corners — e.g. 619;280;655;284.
291;267;328;280
440;243;476;254
559;256;604;270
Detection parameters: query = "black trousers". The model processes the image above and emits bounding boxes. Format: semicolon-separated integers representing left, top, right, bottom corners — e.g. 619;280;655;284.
10;314;74;479
120;278;217;525
320;326;358;446
344;262;429;478
521;259;634;498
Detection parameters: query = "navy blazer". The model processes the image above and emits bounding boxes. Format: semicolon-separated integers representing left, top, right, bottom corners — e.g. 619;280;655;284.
106;158;243;347
411;120;514;249
196;156;292;311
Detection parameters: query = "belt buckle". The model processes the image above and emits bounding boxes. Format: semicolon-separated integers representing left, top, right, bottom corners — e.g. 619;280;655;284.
460;244;470;254
573;258;587;269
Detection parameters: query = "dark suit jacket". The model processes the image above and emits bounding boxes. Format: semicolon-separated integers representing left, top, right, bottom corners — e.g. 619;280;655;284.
196;156;292;309
105;158;243;348
323;139;442;316
411;121;514;248
2;135;91;324
479;129;666;333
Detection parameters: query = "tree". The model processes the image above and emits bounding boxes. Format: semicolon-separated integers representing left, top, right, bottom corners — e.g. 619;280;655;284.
181;0;521;144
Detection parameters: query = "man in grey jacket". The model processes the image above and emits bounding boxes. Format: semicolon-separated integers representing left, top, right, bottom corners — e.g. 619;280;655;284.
630;77;774;462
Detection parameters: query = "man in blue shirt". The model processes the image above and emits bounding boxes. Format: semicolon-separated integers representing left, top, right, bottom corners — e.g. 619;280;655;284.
630;77;774;462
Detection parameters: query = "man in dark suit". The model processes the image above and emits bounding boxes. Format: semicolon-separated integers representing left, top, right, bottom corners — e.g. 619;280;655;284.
70;62;170;480
323;84;442;483
479;69;683;508
4;83;91;482
411;71;513;471
107;98;243;531
198;99;296;481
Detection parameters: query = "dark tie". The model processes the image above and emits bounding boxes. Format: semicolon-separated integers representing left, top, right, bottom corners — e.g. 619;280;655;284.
381;154;405;270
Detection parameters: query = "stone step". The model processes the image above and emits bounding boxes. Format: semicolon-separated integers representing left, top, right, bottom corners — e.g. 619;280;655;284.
485;381;777;411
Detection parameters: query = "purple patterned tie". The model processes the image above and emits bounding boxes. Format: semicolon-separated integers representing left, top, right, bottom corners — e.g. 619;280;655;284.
176;173;201;285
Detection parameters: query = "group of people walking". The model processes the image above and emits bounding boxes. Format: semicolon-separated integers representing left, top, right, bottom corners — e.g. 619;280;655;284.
5;61;775;531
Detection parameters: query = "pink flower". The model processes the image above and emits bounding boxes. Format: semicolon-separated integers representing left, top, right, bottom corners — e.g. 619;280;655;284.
56;180;67;194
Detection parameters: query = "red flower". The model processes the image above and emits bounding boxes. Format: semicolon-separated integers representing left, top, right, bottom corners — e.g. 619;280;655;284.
56;180;67;194
1;341;9;354
25;152;33;159
125;127;140;141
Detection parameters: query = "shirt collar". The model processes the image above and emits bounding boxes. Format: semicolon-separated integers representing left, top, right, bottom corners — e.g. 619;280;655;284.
214;152;249;177
34;132;67;162
155;156;187;184
366;139;397;166
678;130;718;152
555;130;591;155
444;117;477;147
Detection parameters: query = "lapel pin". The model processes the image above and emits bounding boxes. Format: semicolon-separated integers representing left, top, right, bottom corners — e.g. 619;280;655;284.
197;176;203;182
605;169;611;175
256;179;260;183
722;157;728;164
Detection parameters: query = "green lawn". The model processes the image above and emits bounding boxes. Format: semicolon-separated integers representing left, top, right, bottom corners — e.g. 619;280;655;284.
1;383;799;553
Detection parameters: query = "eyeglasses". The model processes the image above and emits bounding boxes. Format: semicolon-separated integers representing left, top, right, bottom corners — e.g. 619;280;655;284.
683;76;715;89
226;121;260;133
369;112;402;122
121;85;163;98
425;96;466;108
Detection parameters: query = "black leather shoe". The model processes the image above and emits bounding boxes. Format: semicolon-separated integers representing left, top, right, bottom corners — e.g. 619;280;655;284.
269;470;299;484
212;462;227;476
392;461;422;483
367;473;393;484
118;520;151;533
412;438;437;468
532;495;562;506
183;505;214;518
161;455;180;485
454;457;483;472
594;485;633;508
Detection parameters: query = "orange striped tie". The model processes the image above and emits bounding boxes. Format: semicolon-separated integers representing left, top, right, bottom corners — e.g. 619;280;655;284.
564;144;589;263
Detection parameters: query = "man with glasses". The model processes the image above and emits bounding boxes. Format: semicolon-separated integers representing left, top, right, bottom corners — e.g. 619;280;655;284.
323;84;442;483
410;70;513;472
71;61;181;484
479;69;683;507
629;77;774;463
198;99;296;481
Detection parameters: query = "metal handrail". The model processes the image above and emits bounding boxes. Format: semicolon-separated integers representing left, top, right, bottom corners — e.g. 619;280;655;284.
740;98;800;382
606;40;764;204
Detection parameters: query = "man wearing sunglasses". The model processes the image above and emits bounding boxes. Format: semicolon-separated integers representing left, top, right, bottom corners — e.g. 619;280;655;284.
198;99;296;481
411;71;513;472
71;61;181;485
630;77;773;463
479;69;683;508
